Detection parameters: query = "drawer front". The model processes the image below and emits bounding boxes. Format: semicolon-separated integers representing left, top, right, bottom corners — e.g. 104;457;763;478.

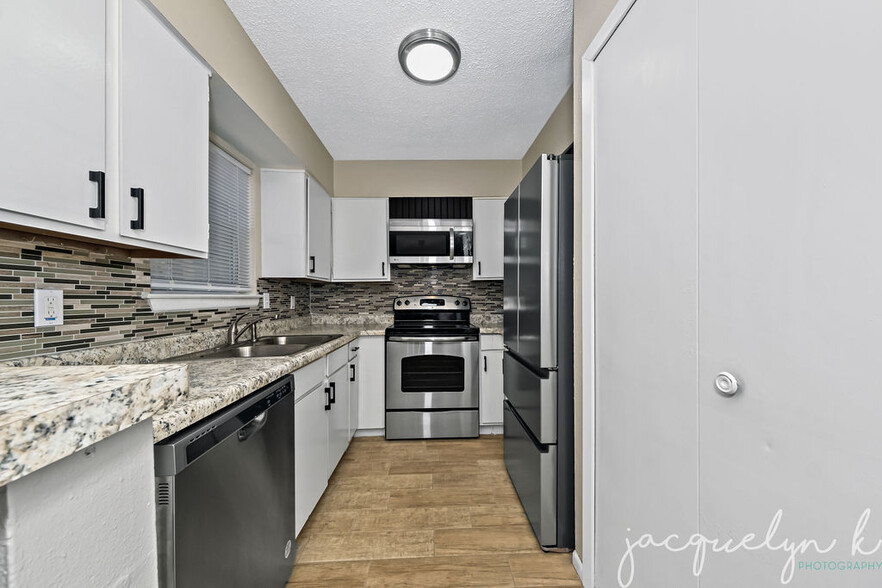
294;359;326;402
480;334;504;351
327;345;349;375
348;338;360;361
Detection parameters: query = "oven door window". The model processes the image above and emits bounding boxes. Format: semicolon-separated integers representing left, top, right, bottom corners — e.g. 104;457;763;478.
400;355;465;392
389;231;450;258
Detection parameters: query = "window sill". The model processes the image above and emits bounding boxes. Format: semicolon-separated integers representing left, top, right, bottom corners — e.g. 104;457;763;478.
142;292;261;313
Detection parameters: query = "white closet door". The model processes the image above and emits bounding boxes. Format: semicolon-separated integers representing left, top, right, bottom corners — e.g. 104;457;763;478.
698;1;882;586
592;0;699;585
0;0;106;233
118;0;209;254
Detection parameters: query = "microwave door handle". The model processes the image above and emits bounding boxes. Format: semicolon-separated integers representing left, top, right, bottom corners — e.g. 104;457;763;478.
449;228;455;260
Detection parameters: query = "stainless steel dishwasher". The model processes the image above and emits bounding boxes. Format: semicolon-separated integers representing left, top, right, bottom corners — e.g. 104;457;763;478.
154;376;295;588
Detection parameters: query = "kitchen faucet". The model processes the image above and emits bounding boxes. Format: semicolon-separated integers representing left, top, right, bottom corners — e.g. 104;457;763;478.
227;311;279;345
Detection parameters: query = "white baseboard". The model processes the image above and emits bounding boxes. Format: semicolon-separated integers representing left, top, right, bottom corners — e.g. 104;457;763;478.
573;551;588;587
354;428;384;437
480;425;503;435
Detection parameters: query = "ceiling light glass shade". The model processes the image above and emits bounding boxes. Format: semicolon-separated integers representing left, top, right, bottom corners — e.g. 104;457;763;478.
399;29;460;84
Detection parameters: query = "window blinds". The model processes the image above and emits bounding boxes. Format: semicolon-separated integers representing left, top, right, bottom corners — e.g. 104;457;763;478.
150;144;252;293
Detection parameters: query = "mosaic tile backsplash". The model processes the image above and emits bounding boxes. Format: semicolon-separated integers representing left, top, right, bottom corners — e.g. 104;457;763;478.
0;230;307;362
0;230;500;361
309;266;502;318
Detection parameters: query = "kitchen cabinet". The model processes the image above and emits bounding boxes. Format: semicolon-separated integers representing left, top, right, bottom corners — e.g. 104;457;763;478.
0;0;107;236
260;170;331;281
472;198;505;280
0;0;210;257
591;0;882;584
116;0;209;255
479;335;504;425
326;363;350;475
307;177;332;281
294;379;329;536
348;354;359;440
332;198;389;282
356;336;386;431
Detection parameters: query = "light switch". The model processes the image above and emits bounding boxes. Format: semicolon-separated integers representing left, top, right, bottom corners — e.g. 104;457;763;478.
290;295;296;310
34;289;64;327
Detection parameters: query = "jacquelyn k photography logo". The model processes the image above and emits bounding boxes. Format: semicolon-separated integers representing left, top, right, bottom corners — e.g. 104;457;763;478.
617;509;882;587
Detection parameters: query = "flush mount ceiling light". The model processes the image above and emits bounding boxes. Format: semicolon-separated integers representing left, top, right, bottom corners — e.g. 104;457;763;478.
398;29;461;84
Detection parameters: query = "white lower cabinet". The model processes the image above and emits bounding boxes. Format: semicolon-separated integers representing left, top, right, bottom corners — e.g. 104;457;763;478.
356;336;386;430
479;335;504;425
348;355;359;440
294;379;329;536
326;363;350;476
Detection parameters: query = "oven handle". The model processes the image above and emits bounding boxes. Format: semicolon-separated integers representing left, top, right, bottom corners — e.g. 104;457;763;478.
387;335;477;342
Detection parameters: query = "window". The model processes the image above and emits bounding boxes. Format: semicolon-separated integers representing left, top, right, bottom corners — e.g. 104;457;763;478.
150;143;254;295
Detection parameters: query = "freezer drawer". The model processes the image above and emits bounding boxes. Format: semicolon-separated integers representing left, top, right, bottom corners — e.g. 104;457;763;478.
504;400;557;547
503;351;557;444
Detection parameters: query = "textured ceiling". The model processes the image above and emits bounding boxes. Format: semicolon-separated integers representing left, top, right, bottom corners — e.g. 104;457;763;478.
223;0;573;160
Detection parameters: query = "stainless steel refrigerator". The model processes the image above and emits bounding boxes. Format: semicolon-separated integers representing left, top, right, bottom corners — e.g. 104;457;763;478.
503;151;574;551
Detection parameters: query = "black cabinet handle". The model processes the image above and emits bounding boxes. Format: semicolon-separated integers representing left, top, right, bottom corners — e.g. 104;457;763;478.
381;261;385;277
130;188;144;230
350;364;356;382
324;387;331;411
88;171;105;219
309;256;316;273
484;355;488;372
329;381;336;404
478;261;482;276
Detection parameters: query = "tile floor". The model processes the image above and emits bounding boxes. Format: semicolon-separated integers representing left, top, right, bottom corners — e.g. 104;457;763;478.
288;435;582;587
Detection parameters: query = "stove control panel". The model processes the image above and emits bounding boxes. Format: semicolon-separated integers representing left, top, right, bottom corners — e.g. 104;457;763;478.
393;295;470;310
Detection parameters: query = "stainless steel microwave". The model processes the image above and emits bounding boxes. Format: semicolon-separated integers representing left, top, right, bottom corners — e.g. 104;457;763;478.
389;219;473;265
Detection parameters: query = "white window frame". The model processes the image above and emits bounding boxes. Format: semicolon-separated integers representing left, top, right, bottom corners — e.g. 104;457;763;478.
143;142;260;312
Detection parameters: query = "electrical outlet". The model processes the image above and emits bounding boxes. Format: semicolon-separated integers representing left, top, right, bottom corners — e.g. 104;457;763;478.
34;289;64;327
290;295;296;310
262;292;270;309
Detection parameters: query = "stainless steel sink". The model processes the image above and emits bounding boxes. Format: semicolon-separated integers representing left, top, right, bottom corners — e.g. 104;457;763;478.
255;334;342;346
164;333;343;361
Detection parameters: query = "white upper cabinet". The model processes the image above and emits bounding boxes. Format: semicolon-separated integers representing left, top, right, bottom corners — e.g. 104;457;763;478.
0;0;210;256
0;0;107;235
332;198;389;282
117;0;209;255
472;198;505;280
260;170;332;281
306;177;332;281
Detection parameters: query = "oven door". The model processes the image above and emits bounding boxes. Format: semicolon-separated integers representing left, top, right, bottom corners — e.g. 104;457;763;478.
386;336;480;410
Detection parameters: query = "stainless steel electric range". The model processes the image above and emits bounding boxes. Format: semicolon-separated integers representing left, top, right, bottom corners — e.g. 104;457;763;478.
385;295;480;440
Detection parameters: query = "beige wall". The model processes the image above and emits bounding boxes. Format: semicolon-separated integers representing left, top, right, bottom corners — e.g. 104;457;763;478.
150;0;335;193
520;86;575;176
333;160;521;198
573;0;619;561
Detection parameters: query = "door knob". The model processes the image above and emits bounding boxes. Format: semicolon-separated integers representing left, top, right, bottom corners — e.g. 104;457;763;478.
714;372;740;396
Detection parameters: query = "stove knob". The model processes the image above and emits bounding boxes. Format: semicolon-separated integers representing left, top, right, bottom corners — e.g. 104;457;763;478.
396;301;402;307
404;300;410;306
454;300;460;306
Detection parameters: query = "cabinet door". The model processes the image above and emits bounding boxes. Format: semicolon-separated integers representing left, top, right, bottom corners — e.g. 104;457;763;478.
295;384;329;536
261;170;307;277
472;199;505;280
357;336;386;430
592;0;699;585
327;365;350;475
698;1;882;585
118;0;209;255
479;350;503;425
0;0;106;234
306;177;332;281
348;358;359;439
332;198;389;281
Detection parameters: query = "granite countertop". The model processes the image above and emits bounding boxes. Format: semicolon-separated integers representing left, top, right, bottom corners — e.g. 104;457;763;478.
0;364;188;486
152;324;385;442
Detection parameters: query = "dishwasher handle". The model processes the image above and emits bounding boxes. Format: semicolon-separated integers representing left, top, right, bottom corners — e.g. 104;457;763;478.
237;411;268;442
